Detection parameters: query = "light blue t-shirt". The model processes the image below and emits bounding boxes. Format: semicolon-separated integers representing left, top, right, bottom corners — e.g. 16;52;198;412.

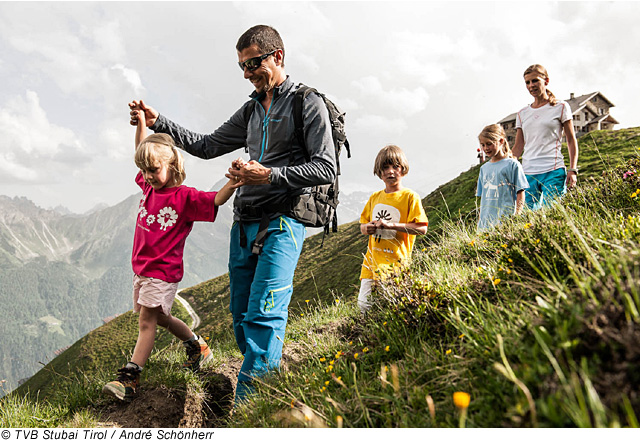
476;157;529;230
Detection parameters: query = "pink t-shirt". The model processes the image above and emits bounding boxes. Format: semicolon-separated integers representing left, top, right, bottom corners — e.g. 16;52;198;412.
132;172;218;283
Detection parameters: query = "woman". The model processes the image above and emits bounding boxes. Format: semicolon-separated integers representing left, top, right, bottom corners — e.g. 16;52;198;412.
512;64;579;209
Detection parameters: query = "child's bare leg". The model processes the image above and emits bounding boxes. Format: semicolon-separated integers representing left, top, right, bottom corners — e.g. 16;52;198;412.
156;312;194;342
130;306;163;367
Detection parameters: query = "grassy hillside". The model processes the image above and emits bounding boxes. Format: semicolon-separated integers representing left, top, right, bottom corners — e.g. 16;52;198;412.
3;127;640;427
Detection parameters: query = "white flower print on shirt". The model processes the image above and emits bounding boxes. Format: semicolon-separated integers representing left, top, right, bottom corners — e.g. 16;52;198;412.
157;207;178;231
139;206;148;221
146;214;156;226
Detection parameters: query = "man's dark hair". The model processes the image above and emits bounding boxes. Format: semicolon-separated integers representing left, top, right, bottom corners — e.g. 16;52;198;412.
236;25;285;66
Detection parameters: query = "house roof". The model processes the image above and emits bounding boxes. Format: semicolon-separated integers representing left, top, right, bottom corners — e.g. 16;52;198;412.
499;92;615;123
588;113;620;125
566;91;615;113
499;112;517;124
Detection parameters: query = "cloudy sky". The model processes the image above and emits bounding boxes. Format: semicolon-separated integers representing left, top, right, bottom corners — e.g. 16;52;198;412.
1;1;639;214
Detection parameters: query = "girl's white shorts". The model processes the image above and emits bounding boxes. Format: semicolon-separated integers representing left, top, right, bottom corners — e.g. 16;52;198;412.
132;274;178;317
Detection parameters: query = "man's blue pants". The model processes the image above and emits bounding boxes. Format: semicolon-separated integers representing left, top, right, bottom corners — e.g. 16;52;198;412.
228;215;305;403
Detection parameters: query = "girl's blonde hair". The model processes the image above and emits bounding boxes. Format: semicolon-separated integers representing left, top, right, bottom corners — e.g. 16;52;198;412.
523;64;557;106
135;133;186;186
478;124;512;158
373;144;409;178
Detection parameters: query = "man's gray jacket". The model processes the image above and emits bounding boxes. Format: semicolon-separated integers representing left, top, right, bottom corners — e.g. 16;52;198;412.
151;76;336;222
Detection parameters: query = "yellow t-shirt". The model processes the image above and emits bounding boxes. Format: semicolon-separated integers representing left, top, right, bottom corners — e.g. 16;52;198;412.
359;188;428;280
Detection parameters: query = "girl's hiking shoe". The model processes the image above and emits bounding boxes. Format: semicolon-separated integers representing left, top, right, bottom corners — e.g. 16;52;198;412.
183;336;213;371
102;366;141;402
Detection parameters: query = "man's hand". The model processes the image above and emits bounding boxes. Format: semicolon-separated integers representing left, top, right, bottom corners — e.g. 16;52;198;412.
225;160;271;186
226;158;248;189
129;99;159;127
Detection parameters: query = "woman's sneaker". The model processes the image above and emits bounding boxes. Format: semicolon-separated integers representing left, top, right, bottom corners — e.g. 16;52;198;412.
102;366;141;402
183;336;213;371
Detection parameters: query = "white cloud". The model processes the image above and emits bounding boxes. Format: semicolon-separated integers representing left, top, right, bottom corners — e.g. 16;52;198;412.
0;90;87;183
0;151;38;182
351;114;408;137
351;76;429;117
385;30;486;86
111;64;145;96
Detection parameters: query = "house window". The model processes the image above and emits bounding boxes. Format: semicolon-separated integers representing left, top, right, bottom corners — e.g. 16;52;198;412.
599;108;604;115
584;113;589;121
576;114;580;121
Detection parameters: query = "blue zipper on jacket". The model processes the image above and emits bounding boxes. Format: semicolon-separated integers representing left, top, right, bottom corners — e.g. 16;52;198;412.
258;100;273;162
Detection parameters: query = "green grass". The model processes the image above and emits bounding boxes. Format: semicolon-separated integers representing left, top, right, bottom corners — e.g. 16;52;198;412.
13;302;191;400
228;152;640;428
3;127;640;428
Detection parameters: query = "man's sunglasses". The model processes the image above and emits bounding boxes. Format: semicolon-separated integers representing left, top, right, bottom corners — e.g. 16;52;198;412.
238;50;276;72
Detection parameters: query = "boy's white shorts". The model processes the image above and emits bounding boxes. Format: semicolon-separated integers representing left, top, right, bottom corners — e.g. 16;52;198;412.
358;278;374;312
132;274;178;317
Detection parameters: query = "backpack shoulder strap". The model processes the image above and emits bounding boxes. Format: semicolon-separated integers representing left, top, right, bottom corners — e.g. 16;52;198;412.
293;84;316;163
243;99;257;124
243;99;257;153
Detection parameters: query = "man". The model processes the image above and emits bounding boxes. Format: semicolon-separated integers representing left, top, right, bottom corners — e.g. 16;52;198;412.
129;25;336;403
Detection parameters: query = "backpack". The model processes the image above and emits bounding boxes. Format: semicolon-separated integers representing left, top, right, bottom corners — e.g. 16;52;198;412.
240;84;350;253
290;84;350;235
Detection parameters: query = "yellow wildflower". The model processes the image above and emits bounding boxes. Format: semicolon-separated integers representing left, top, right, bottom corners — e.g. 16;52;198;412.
335;299;340;305
305;299;310;304
493;278;501;285
385;345;390;352
446;349;452;355
508;258;513;263
453;391;471;409
325;380;330;386
319;357;326;362
362;347;369;353
383;322;387;326
354;353;359;359
459;334;465;339
501;244;507;248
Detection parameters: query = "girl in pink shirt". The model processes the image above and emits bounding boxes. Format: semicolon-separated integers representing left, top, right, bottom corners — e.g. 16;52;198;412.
103;109;239;402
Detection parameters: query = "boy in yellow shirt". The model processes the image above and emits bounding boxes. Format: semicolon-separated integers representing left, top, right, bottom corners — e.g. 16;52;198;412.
359;145;429;312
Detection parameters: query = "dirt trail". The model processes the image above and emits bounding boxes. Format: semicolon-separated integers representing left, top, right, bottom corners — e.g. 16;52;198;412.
97;358;243;428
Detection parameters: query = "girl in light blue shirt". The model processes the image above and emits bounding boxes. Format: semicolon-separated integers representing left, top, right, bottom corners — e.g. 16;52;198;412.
476;124;529;230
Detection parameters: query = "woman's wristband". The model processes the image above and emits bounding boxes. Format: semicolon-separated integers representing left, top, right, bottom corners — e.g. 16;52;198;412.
568;168;578;175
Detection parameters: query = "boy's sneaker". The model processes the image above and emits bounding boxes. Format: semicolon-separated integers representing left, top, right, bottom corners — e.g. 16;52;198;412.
102;366;140;402
183;336;213;371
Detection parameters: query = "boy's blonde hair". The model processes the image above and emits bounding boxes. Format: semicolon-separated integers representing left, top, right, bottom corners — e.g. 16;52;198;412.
135;133;186;186
478;124;512;158
523;64;557;106
373;144;409;178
